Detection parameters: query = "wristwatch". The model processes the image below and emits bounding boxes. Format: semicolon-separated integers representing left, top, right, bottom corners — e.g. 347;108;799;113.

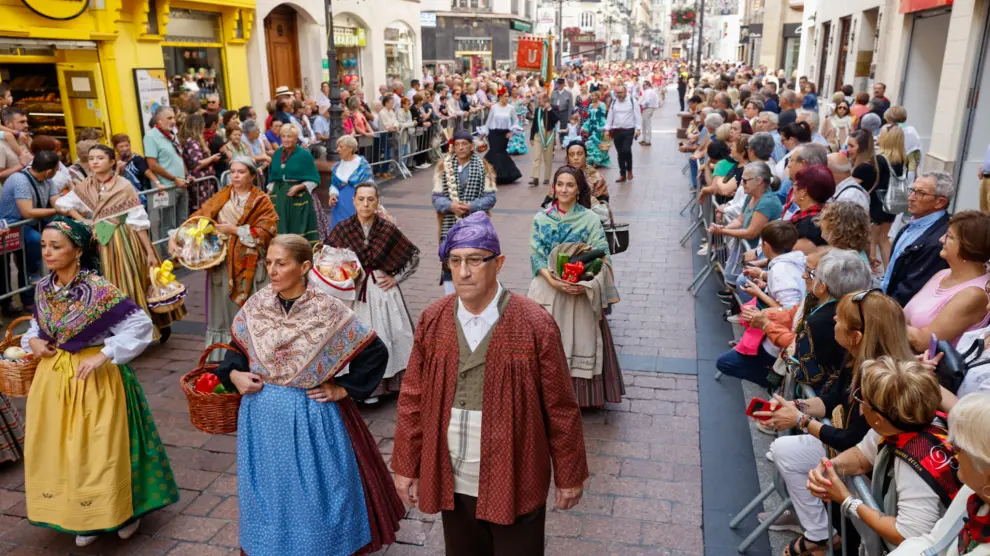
843;497;864;519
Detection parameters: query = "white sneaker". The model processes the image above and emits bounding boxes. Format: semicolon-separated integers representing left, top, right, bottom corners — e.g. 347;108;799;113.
118;519;140;540
76;535;99;547
363;397;380;405
696;244;709;256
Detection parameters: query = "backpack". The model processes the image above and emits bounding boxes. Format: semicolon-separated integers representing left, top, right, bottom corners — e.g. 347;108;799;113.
880;155;910;214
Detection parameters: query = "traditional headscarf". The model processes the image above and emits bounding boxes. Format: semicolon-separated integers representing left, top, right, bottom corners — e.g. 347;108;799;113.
45;216;101;271
438;212;501;260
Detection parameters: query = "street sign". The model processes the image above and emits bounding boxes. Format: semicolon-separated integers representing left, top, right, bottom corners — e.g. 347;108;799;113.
420;13;437;28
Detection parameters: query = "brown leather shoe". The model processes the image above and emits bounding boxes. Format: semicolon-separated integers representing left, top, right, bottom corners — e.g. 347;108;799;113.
627;172;634;180
529;178;539;186
616;176;627;183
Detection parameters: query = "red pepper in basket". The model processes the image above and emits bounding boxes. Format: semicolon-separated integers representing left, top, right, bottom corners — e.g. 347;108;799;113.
561;261;585;283
195;373;222;394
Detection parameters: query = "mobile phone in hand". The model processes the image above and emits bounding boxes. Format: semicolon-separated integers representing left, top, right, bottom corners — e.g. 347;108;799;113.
745;398;773;421
929;333;938;358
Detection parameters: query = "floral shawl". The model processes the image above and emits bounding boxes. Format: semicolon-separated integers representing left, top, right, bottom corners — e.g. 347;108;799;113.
190;186;279;305
74;175;143;224
230;282;376;388
34;270;141;353
529;203;610;277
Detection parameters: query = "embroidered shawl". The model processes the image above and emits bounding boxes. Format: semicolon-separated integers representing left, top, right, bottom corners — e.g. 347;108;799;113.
34;270;141;353
190;186;279;305
74;175;143;224
529;203;610;277
432;153;497;243
268;146;321;184
230;282;376;388
327;214;419;276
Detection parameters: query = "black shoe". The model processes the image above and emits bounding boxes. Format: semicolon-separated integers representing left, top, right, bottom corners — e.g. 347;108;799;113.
159;326;172;345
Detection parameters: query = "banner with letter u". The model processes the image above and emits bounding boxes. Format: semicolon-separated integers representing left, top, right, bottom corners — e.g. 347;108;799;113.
516;38;544;70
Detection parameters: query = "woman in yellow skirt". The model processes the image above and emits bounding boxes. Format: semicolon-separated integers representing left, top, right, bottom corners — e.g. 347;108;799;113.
21;217;178;547
55;144;185;342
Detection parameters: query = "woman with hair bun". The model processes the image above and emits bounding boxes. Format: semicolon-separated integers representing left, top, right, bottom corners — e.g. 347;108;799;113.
56;144;185;342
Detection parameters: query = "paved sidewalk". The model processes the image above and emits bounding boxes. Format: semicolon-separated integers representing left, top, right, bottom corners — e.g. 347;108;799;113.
0;95;707;555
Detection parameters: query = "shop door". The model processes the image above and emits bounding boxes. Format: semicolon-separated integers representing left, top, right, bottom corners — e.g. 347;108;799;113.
54;62;110;160
265;6;302;97
899;11;951;157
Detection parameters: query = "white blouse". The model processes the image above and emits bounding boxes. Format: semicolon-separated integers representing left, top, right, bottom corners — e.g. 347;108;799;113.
484;103;518;132
21;297;153;365
56;190;152;231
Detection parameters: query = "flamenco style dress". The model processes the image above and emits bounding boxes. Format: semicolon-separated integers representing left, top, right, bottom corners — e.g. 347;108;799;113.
21;270;177;536
482;103;523;184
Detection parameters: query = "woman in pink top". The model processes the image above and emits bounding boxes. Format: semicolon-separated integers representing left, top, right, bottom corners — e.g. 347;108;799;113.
904;211;990;350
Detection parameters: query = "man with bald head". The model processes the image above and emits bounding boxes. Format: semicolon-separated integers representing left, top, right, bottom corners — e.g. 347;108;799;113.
828;152;870;214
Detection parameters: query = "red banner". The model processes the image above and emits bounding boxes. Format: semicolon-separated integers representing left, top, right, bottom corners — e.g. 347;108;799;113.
900;0;952;13
516;39;544;70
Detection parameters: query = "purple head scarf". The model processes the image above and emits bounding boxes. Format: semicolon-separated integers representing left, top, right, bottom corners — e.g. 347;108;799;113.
439;212;501;260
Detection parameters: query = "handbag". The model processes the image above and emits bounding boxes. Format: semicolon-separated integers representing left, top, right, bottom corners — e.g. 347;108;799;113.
603;207;629;254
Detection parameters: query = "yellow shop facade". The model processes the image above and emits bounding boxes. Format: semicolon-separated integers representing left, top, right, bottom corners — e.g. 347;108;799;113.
0;0;255;159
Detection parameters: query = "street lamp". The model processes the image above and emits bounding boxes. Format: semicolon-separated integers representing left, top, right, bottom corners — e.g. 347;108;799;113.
323;0;344;162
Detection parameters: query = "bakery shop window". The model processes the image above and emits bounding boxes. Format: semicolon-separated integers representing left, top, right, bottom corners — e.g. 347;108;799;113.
0;63;71;163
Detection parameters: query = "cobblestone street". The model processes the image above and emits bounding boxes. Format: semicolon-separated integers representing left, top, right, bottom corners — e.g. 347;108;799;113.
0;97;711;555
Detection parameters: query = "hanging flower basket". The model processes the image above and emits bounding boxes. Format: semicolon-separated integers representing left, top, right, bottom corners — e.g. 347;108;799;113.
563;26;582;39
670;7;697;27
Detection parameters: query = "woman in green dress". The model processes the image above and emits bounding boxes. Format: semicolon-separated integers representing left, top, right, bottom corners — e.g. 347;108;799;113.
267;123;322;245
583;91;611;168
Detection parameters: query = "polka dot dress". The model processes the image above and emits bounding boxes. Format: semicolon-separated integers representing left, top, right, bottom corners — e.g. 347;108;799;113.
238;384;371;555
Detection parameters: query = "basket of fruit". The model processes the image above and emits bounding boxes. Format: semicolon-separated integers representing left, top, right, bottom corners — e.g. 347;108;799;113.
309;244;363;301
180;343;243;434
146;261;187;314
175;217;227;271
0;316;38;397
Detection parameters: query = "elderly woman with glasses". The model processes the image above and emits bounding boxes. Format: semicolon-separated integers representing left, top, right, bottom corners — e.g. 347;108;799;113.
808;357;962;555
903;211;990;351
754;290;913;556
890;392;990;556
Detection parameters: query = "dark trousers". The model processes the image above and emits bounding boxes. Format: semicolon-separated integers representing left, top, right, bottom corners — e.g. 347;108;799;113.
613;128;635;176
715;345;776;388
678;87;687;111
442;493;546;556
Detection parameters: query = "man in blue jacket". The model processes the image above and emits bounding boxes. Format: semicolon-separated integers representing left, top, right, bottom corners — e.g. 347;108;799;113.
884;172;954;306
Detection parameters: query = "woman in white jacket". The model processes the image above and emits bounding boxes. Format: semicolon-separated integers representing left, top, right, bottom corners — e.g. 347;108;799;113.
891;392;990;556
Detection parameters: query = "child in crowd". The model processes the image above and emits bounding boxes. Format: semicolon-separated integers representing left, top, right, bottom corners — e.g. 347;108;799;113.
741;221;807;311
562;112;582;148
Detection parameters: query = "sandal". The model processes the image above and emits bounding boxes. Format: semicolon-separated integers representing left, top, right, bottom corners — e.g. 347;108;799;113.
782;534;839;556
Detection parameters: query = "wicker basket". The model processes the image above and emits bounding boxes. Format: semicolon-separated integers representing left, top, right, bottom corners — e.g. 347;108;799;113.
176;217;227;271
0;316;38;397
180;343;243;434
147;265;187;315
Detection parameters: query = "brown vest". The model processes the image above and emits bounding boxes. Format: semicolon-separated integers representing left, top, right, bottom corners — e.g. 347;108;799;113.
451;289;511;411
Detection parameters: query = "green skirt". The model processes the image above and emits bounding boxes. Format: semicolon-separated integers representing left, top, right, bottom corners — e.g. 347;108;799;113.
270;180;320;245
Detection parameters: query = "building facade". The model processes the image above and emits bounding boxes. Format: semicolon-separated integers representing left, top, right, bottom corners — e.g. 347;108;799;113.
420;0;534;75
0;0;254;160
247;0;422;109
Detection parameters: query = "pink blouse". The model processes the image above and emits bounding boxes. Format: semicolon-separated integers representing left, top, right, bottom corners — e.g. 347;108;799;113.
903;269;990;346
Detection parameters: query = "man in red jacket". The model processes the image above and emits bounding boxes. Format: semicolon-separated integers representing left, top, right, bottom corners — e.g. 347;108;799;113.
392;212;588;556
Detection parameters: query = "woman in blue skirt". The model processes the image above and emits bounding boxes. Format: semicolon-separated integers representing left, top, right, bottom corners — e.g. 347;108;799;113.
213;233;403;556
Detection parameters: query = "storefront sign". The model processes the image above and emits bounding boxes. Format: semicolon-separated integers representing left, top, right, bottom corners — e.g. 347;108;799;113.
747;24;763;38
515;38;544;70
782;23;802;37
510;20;532;32
334;27;366;48
420;13;437;28
900;0;952;13
21;0;87;20
455;37;492;54
133;69;170;139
